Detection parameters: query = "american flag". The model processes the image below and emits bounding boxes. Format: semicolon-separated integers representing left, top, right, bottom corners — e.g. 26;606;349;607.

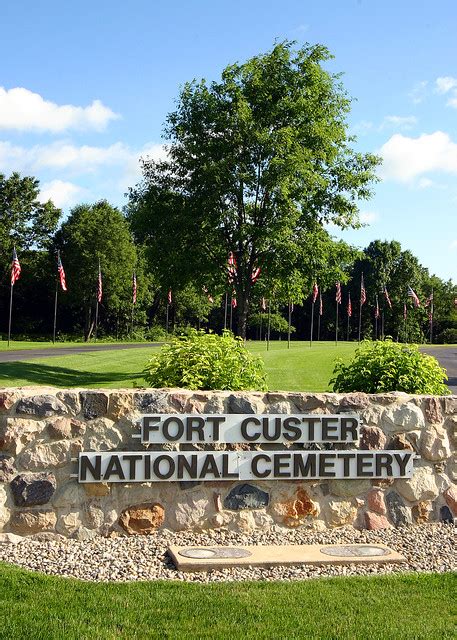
261;297;267;311
289;301;294;313
228;252;237;283
231;291;237;308
335;282;342;304
251;267;261;283
360;275;367;306
424;292;433;307
407;286;420;308
319;293;323;316
97;264;102;303
203;286;213;303
375;295;380;319
404;303;407;320
168;289;172;304
57;251;67;291
383;286;392;309
347;293;352;317
11;248;21;285
312;282;319;303
132;272;137;304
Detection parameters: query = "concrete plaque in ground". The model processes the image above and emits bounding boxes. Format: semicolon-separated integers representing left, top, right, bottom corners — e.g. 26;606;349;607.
168;543;406;572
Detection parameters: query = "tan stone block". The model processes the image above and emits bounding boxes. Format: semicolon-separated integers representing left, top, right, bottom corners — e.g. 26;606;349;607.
83;482;111;497
326;499;358;527
382;403;425;433
84;418;123;450
396;465;441;502
328;479;371;498
18;441;71;471
56;510;83;536
10;510;57;534
108;393;134;420
119;503;165;535
420;425;451;461
0;418;46;454
412;501;432;524
271;488;319;527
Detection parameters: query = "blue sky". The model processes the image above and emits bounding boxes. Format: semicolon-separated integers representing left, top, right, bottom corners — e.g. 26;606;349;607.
1;0;456;281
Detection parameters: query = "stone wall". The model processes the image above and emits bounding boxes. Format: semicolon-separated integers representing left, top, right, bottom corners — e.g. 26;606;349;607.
0;388;456;539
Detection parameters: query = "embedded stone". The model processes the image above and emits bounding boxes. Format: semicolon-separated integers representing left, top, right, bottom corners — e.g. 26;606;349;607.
70;418;86;437
80;391;109;419
359;426;387;450
424;397;443;424
364;511;392;530
271;488;319;527
396;465;441;502
0;453;16;482
443;397;457;414
328;479;371;498
119;503;165;535
0;533;22;544
443;484;457;515
108;393;134;420
420;425;451;461
56;511;83;536
0;391;17;412
0;485;9;530
56;391;81;416
83;482;111;497
10;472;56;507
10;510;57;534
326;499;357;527
440;505;454;523
16;395;67;418
47;417;72;439
339;393;370;410
387;433;415;451
171;493;212;530
133;391;169;413
360;405;385;428
0;418;46;454
204;395;226;413
224;484;269;510
367;489;386;514
84;418;123;450
227;395;257;414
386;491;412;526
52;482;86;507
412;501;432;524
382;403;425;433
445;455;457;482
18;441;71;470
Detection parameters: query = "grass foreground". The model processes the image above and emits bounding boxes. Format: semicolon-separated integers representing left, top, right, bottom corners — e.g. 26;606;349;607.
0;341;358;390
0;563;455;640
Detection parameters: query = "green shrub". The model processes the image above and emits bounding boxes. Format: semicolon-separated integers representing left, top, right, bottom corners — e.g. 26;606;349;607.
143;329;267;391
436;327;457;344
330;340;449;395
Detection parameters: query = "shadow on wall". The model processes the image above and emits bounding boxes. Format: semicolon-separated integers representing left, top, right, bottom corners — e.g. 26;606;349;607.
0;361;144;387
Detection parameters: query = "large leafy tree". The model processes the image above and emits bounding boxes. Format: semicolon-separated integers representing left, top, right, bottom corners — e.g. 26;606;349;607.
127;41;381;338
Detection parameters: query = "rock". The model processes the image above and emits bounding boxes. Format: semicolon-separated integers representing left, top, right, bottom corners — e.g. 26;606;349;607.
119;503;165;534
387;433;415;451
16;395;67;418
339;393;370;411
364;511;392;530
80;391;109;420
328;479;371;498
0;418;46;454
70;418;86;437
108;393;134;420
382;403;425;433
47;417;72;439
179;480;203;490
18;441;71;470
52;482;86;508
412;501;432;524
56;511;83;536
84;418;123;450
83;482;111;497
443;397;457;415
0;485;9;530
360;405;385;428
420;425;451;461
10;510;57;534
171;493;212;530
440;505;454;523
446;455;457;482
386;491;412;526
204;395;226;413
271;488;319;527
367;489;386;514
424;397;443;424
224;484;269;510
133;392;170;413
0;391;17;412
10;472;56;507
227;395;257;414
326;499;357;527
396;465;441;502
0;532;22;544
443;484;457;515
0;453;16;482
359;426;387;450
56;391;81;416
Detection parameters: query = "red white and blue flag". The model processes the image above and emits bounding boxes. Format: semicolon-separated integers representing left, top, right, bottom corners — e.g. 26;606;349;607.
312;282;319;303
360;275;367;306
375;295;380;319
407;286;420;308
383;286;392;309
335;282;342;304
57;252;67;291
228;252;237;283
132;272;137;304
11;248;21;285
319;293;323;316
251;267;261;283
231;291;237;308
97;263;102;303
168;289;172;305
347;293;352;317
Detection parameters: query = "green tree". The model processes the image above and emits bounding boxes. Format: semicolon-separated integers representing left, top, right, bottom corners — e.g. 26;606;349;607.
127;41;381;338
54;201;151;340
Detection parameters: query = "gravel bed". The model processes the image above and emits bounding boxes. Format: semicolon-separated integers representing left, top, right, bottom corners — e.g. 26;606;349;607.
0;523;455;583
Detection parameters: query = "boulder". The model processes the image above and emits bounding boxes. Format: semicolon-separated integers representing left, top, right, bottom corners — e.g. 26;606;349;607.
364;511;392;530
10;472;56;507
443;484;457;515
224;484;269;510
367;488;386;514
386;491;412;526
16;395;67;418
424;397;443;424
10;510;57;534
420;425;451;461
0;453;16;482
80;391;109;420
18;441;71;471
325;499;358;527
395;466;441;502
328;479;371;498
270;488;319;527
359;426;386;450
119;503;165;534
382;403;425;433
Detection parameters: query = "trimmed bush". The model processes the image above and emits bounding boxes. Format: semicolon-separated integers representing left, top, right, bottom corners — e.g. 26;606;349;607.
143;329;267;391
330;340;449;395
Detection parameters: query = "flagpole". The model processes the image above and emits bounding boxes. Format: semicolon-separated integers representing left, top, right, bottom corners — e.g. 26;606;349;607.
310;300;315;348
347;310;350;341
317;294;321;341
267;300;271;351
53;279;58;344
259;309;263;342
375;312;378;340
288;300;291;349
381;310;385;341
335;300;339;346
7;281;13;347
94;298;99;341
230;299;233;331
430;287;434;344
166;303;169;334
224;292;228;330
131;303;134;338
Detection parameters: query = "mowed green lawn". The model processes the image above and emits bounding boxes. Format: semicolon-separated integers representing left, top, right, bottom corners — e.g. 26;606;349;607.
0;564;455;640
0;341;358;390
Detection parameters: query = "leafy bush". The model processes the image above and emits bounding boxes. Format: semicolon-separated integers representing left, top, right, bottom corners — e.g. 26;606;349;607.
330;340;449;395
143;329;267;391
249;313;295;336
436;328;457;344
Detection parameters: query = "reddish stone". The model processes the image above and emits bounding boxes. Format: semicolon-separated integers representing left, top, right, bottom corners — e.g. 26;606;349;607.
367;489;386;515
273;488;319;527
0;392;16;412
412;501;431;524
119;503;165;535
443;485;457;515
372;478;394;488
388;434;414;451
360;426;387;450
364;511;392;530
424;397;443;424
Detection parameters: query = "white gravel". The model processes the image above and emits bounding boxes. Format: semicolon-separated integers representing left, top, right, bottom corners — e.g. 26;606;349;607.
0;523;455;583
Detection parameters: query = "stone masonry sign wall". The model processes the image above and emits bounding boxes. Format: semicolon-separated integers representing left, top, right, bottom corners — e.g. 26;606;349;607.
0;388;456;538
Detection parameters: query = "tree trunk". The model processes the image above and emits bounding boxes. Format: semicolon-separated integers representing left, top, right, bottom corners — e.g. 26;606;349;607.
84;305;95;342
237;292;250;340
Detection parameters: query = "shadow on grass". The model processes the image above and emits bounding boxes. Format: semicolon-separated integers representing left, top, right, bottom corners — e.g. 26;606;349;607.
0;361;144;387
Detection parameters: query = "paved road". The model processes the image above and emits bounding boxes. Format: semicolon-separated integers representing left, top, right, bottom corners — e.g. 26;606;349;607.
421;346;457;394
0;343;161;363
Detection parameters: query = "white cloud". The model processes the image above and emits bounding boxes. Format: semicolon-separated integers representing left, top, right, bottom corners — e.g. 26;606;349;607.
446;94;457;109
435;76;457;94
0;87;119;132
449;240;457;250
351;120;373;135
409;80;428;104
417;177;434;189
381;115;417;130
379;131;457;183
39;180;86;208
359;211;378;224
